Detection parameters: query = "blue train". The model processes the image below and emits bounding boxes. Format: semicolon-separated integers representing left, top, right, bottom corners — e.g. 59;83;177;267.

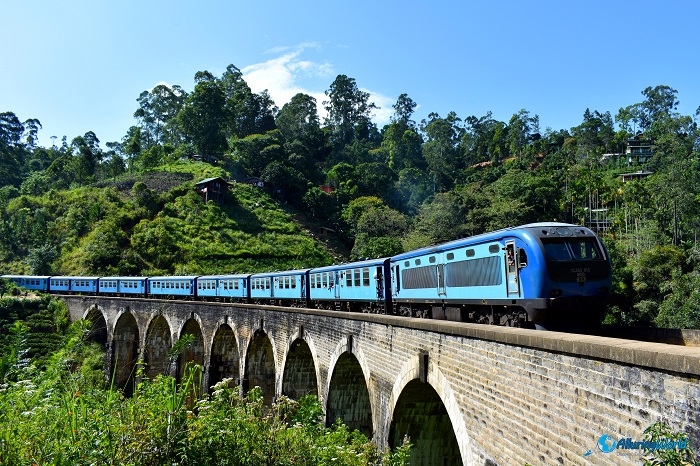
1;223;613;329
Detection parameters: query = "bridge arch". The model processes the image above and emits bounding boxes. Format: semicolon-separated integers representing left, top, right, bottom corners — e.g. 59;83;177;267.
112;311;139;396
208;322;241;390
243;328;278;404
142;313;173;379
386;355;473;465
177;317;205;384
84;304;109;347
280;327;320;401
325;336;373;438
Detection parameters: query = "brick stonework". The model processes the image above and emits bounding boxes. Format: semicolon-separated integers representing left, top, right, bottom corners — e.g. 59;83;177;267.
64;296;700;466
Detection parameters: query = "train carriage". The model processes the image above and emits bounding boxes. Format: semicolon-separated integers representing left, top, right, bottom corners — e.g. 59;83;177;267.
249;270;309;307
309;258;392;313
48;276;99;294
2;275;50;292
196;274;250;302
148;276;197;299
390;223;612;328
98;277;148;296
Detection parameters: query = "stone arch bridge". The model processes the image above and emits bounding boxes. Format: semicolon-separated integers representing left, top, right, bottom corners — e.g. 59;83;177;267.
61;296;700;466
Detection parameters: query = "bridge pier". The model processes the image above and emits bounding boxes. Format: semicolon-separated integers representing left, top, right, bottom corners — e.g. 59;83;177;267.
70;296;700;466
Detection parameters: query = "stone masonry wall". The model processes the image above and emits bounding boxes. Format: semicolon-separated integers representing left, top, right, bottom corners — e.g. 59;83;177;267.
64;296;700;465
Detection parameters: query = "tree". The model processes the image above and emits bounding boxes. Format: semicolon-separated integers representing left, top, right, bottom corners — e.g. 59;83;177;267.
655;270;700;329
277;93;321;141
640;85;679;132
615;103;644;135
122;126;142;173
134;84;188;147
571;109;615;160
391;93;417;128
103;148;126;181
70;131;102;185
462;112;507;165
260;160;307;205
507;109;539;160
0;111;24;149
392;167;431;214
630;245;687;325
276;93;325;182
302;187;337;223
231;130;285;176
381;115;423;171
420;112;464;192
22;118;42;150
409;191;467;243
342;196;385;232
354;162;394;200
28;244;57;275
177;71;228;159
0;112;26;187
221;64;277;139
323;75;377;145
351;204;408;259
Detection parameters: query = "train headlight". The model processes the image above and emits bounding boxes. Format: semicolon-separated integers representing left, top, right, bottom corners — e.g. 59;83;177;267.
550;289;562;297
599;287;608;295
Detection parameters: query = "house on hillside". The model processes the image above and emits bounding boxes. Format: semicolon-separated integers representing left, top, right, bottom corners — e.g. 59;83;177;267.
626;137;653;166
242;177;264;188
195;177;229;204
620;170;653;183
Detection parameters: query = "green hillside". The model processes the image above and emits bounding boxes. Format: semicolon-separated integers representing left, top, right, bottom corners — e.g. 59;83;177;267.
0;161;337;276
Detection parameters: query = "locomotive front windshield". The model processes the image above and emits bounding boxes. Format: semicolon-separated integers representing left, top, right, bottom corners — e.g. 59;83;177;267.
542;238;602;262
541;237;609;282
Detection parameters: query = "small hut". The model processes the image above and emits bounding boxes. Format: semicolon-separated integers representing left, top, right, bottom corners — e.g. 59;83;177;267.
195;177;229;204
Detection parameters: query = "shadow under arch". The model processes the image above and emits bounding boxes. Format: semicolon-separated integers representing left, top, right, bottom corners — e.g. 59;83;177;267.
112;311;139;396
326;351;373;438
389;379;462;465
142;314;172;379
208;322;240;390
244;329;277;404
281;337;318;400
177;318;205;383
84;305;108;348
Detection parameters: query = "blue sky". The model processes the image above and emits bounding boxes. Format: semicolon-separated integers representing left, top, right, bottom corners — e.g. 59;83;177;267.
2;0;699;148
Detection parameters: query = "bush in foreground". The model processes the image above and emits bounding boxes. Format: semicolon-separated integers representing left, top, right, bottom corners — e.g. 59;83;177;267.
0;319;410;465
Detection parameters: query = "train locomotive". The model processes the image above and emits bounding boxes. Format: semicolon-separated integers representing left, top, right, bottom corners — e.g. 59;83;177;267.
1;223;613;329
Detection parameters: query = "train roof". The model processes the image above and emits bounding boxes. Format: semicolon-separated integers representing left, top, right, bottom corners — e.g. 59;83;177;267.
311;258;389;273
51;276;100;280
250;269;310;277
197;274;251;279
2;275;51;279
390;223;588;261
147;275;198;280
99;276;148;280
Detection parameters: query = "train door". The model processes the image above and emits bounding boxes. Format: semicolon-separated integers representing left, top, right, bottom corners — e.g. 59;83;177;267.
437;263;446;296
375;266;384;299
505;241;520;296
334;271;341;299
391;264;399;297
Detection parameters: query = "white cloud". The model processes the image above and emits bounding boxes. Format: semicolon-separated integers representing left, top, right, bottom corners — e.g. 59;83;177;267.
364;89;394;126
242;44;332;120
242;44;394;127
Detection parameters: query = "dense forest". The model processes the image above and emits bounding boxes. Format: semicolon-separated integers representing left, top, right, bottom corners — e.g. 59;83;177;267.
2;65;700;329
